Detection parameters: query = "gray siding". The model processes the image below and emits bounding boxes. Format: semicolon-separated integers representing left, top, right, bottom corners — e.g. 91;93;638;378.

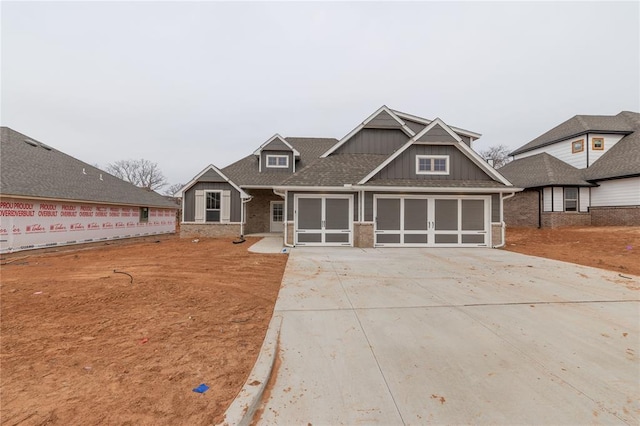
184;182;241;222
404;118;426;135
374;145;493;181
364;110;402;129
262;137;291;151
491;194;500;222
458;135;472;146
417;124;458;143
287;192;358;222
335;129;408;155
261;150;294;173
198;168;226;182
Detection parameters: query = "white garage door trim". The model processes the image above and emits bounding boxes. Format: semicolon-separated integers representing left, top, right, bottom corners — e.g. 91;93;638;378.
294;194;353;246
374;194;490;247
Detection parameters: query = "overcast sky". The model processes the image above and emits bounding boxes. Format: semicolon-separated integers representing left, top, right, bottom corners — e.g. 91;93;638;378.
2;1;639;190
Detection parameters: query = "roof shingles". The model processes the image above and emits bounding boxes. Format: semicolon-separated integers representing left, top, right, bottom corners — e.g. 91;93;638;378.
0;127;177;208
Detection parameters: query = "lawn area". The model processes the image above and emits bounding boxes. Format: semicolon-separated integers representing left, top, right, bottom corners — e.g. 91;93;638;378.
0;236;287;425
505;226;640;277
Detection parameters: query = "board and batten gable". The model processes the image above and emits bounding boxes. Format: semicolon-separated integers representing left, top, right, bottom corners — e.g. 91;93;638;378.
372;145;493;181
183;168;242;222
333;128;409;155
262;137;292;152
512;134;626;168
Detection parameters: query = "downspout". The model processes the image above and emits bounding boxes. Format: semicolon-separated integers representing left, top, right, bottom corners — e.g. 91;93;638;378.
240;196;253;238
495;192;516;248
273;189;294;247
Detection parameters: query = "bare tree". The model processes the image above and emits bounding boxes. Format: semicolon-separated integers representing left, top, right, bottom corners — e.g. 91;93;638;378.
164;183;185;197
106;159;167;191
479;145;512;168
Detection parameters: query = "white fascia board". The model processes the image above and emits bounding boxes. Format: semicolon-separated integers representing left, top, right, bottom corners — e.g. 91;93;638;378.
178;164;251;199
354;186;523;193
358;118;455;184
253;133;300;157
321;105;414;158
455;140;514;186
392;109;482;139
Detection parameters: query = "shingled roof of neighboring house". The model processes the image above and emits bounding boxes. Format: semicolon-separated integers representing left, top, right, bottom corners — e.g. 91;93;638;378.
222;137;337;186
0;127;177;208
498;153;594;188
280;154;388;186
583;111;640;181
511;111;636;156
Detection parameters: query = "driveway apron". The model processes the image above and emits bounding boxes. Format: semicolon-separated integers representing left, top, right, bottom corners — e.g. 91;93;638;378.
257;247;640;425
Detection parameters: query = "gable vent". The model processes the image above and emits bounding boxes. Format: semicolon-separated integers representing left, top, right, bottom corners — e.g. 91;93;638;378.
24;139;38;147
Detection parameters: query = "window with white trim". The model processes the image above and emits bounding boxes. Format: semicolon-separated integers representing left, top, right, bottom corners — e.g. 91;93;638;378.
564;187;578;212
416;155;449;175
266;155;289;168
206;191;221;222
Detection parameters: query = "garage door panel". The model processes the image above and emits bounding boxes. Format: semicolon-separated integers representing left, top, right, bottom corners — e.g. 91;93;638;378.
404;199;428;230
461;200;485;231
326;233;350;243
376;199;401;230
298;198;322;230
462;234;485;244
325;198;349;230
435;200;458;231
435;234;458;244
404;234;428;244
377;234;401;244
297;233;322;243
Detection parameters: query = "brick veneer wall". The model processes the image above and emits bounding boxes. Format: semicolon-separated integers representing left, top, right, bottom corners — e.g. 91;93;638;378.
354;223;374;248
180;223;241;238
590;206;640;226
541;212;591;228
286;222;294;246
245;189;283;234
491;224;503;247
503;190;540;228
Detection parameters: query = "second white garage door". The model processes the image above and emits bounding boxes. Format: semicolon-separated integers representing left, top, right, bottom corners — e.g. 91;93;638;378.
374;195;490;247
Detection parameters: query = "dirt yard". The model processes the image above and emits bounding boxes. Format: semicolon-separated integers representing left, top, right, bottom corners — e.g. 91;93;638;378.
0;236;287;425
505;226;640;277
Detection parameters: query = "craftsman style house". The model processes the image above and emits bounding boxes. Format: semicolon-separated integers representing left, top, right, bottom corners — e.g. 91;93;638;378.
499;111;640;227
179;106;520;247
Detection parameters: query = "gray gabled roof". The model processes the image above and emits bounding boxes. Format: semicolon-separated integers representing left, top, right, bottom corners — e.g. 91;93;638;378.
223;137;337;186
498;153;594;188
280;154;388;186
511;111;636;156
583;111;640;180
0;127;177;208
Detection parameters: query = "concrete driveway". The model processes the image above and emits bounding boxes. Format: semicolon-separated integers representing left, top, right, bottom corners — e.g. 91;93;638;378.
257;247;640;425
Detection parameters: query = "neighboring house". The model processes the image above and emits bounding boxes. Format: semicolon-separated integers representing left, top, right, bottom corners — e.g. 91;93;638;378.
0;127;178;253
179;106;520;248
499;111;640;228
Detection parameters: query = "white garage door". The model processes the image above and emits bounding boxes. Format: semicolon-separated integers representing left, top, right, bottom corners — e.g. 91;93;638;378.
295;194;353;246
374;195;490;247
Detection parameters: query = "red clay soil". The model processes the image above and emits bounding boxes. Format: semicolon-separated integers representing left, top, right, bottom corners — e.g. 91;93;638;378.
504;226;640;277
0;236;287;425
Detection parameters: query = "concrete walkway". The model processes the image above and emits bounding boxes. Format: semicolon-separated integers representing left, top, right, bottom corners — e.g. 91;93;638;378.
257;247;640;425
247;235;286;254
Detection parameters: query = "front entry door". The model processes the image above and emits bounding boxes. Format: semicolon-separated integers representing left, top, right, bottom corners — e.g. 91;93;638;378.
270;201;284;233
295;195;353;246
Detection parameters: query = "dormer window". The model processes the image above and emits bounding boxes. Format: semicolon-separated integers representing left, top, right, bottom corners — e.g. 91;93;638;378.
416;155;449;175
266;154;289;168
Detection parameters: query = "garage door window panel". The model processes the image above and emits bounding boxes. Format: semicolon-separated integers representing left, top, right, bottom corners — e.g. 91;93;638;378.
376;199;401;230
325;199;350;230
461;200;484;230
404;199;428;230
435;199;458;231
298;198;322;229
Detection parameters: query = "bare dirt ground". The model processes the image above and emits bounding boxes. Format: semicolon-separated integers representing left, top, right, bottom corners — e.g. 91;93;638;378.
0;236;287;425
505;226;640;277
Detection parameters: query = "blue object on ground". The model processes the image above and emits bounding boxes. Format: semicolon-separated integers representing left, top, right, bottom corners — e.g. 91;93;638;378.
193;383;209;393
